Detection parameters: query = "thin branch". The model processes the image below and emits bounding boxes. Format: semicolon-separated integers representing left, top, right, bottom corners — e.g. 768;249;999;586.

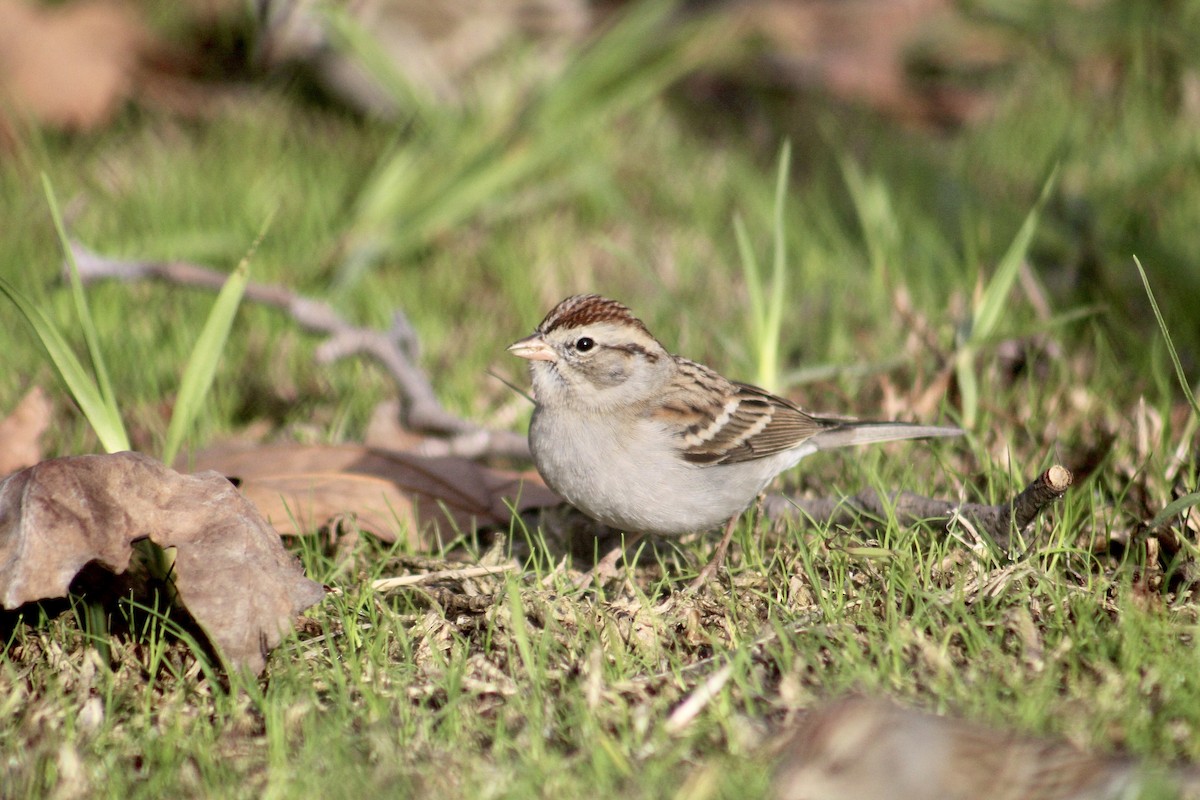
763;465;1073;549
68;241;529;460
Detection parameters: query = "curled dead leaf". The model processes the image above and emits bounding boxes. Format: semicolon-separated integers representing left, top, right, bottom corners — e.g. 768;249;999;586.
0;451;325;674
189;442;563;546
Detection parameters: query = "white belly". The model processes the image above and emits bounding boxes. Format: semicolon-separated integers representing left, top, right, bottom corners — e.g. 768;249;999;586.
530;406;801;535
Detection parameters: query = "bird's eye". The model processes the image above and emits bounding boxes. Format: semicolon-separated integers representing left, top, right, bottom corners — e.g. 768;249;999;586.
574;337;594;352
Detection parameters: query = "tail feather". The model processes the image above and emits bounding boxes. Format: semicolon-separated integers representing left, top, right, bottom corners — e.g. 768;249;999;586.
809;421;963;451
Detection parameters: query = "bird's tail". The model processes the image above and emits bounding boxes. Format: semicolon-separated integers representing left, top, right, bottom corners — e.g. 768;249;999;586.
809;421;963;451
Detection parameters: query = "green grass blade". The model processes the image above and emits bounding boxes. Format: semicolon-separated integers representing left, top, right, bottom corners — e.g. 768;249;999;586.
969;165;1059;344
1147;492;1200;532
954;165;1058;427
1134;255;1200;418
734;213;763;349
737;142;792;392
39;175;130;451
764;140;791;393
531;0;685;131
504;577;543;712
161;232;261;465
955;346;980;431
318;3;441;124
42;175;123;424
0;277;130;453
838;152;900;275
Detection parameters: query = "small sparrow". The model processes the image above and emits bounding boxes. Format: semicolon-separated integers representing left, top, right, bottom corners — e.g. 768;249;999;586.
771;697;1141;800
508;294;960;584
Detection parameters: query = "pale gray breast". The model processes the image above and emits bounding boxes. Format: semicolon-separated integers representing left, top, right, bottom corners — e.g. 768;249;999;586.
530;406;811;534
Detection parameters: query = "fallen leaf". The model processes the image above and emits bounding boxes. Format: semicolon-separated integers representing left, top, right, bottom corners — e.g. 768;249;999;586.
0;387;52;476
0;451;325;674
190;442;563;546
0;0;149;133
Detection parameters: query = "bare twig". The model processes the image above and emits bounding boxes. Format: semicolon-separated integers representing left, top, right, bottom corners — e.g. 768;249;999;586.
763;465;1073;549
67;241;529;460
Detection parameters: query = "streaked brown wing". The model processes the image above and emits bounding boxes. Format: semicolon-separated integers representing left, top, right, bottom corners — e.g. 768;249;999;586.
695;383;829;464
650;363;830;465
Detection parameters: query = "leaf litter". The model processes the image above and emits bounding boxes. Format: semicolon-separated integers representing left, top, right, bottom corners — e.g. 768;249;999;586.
188;441;561;547
0;451;324;674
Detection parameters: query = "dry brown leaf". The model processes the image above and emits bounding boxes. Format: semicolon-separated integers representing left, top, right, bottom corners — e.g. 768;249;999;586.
190;442;563;546
0;387;52;476
240;471;417;543
0;451;325;674
0;0;149;133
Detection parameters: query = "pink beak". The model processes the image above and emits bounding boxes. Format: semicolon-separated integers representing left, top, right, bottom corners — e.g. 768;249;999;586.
507;334;556;362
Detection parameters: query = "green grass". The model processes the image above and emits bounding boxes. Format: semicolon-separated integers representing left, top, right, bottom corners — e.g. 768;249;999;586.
3;1;1200;797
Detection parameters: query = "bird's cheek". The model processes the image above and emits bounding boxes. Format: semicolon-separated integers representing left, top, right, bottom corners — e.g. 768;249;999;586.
603;367;628;386
588;359;630;388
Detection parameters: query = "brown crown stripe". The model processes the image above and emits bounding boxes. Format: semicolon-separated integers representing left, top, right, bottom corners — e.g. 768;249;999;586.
538;294;651;337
